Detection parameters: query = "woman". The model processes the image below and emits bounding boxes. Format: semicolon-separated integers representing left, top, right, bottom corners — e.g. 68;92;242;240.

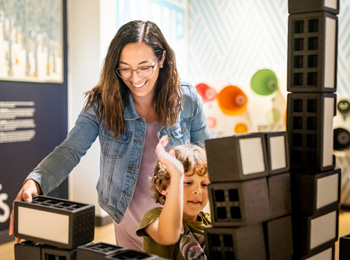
9;20;210;251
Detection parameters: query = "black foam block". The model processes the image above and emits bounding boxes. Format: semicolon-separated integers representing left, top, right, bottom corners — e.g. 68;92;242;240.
204;224;267;260
289;0;339;15
14;241;43;260
104;249;163;259
292;207;338;256
340;234;350;260
76;242;126;260
293;244;334;259
286;92;336;172
263;215;294;260
208;178;270;227
287;12;338;92
291;169;340;215
205;133;268;182
14;195;95;249
264;131;290;175
41;246;76;260
268;172;292;219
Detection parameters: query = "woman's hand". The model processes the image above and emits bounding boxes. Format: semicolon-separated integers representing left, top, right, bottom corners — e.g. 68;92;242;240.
9;179;42;242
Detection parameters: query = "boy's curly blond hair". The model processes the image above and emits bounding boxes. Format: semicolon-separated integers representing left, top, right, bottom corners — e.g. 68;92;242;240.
151;144;208;205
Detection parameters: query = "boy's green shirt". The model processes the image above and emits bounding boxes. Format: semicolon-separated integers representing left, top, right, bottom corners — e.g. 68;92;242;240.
136;207;211;260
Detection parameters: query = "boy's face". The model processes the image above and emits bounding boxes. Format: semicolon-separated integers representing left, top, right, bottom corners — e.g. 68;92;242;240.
183;172;210;222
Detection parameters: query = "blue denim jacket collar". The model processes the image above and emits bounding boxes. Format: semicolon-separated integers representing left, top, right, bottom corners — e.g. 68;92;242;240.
124;92;140;121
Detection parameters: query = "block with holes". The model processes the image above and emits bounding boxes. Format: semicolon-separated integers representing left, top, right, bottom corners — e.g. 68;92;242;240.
14;241;43;260
263;215;294;260
287;92;336;171
103;249;163;259
287;12;338;92
208;178;270;227
291;168;340;215
267;172;292;219
41;246;76;260
289;0;339;15
293;245;334;260
292;207;338;256
204;224;267;260
339;234;350;260
14;195;95;249
205;133;268;182
264;131;290;175
76;242;126;260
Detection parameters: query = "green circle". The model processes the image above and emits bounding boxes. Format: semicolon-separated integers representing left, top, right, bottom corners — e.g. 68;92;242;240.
250;69;278;96
337;100;350;114
266;108;281;124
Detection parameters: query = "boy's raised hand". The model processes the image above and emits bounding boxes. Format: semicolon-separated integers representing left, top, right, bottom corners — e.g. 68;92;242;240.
147;135;184;245
155;135;184;177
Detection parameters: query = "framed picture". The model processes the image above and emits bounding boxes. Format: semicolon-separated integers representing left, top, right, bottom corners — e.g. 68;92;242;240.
0;0;64;83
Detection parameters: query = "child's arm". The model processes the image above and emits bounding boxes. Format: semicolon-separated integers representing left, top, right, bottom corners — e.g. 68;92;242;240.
145;136;184;245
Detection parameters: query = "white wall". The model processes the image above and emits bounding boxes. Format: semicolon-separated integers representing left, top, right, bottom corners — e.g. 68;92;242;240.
67;0;117;218
115;0;189;80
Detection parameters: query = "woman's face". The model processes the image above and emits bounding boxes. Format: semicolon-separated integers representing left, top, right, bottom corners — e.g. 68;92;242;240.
118;42;164;100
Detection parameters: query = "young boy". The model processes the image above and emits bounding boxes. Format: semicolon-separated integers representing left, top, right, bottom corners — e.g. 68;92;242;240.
136;136;211;260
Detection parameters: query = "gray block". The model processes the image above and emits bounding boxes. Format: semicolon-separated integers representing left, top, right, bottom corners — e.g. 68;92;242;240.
76;242;126;260
205;133;268;182
14;241;43;260
264;215;294;260
340;234;350;260
104;249;163;259
287;93;336;172
268;173;292;219
41;246;76;260
293;207;338;256
293;244;334;259
14;195;95;249
289;0;339;15
287;12;338;93
205;224;267;260
291;169;340;215
208;178;270;227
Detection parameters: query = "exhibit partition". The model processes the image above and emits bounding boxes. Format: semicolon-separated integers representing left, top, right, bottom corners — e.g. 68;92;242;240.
0;0;68;244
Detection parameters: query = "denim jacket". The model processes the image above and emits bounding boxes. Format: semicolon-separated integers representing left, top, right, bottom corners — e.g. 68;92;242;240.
26;82;211;223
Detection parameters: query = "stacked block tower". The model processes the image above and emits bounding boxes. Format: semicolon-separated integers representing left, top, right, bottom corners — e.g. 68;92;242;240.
14;195;163;260
204;131;293;259
287;0;341;259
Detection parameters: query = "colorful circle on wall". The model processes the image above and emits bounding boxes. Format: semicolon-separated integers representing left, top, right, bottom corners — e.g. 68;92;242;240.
250;69;278;97
195;83;217;103
206;116;217;129
337;99;350;115
234;123;248;134
217;85;248;116
266;108;281;124
334;128;350;151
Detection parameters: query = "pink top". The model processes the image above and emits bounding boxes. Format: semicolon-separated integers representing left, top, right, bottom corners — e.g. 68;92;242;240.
114;121;161;251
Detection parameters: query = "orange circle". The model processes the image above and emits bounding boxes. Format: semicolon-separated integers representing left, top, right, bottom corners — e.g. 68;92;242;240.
217;85;248;116
234;123;248;133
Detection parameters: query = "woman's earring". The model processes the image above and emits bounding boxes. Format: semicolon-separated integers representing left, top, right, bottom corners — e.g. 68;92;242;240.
160;64;163;69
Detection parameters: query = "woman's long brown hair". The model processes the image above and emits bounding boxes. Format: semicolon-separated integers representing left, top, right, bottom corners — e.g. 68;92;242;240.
84;20;183;137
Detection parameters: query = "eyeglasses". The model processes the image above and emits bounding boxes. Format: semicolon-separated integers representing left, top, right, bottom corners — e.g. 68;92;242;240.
116;58;159;79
